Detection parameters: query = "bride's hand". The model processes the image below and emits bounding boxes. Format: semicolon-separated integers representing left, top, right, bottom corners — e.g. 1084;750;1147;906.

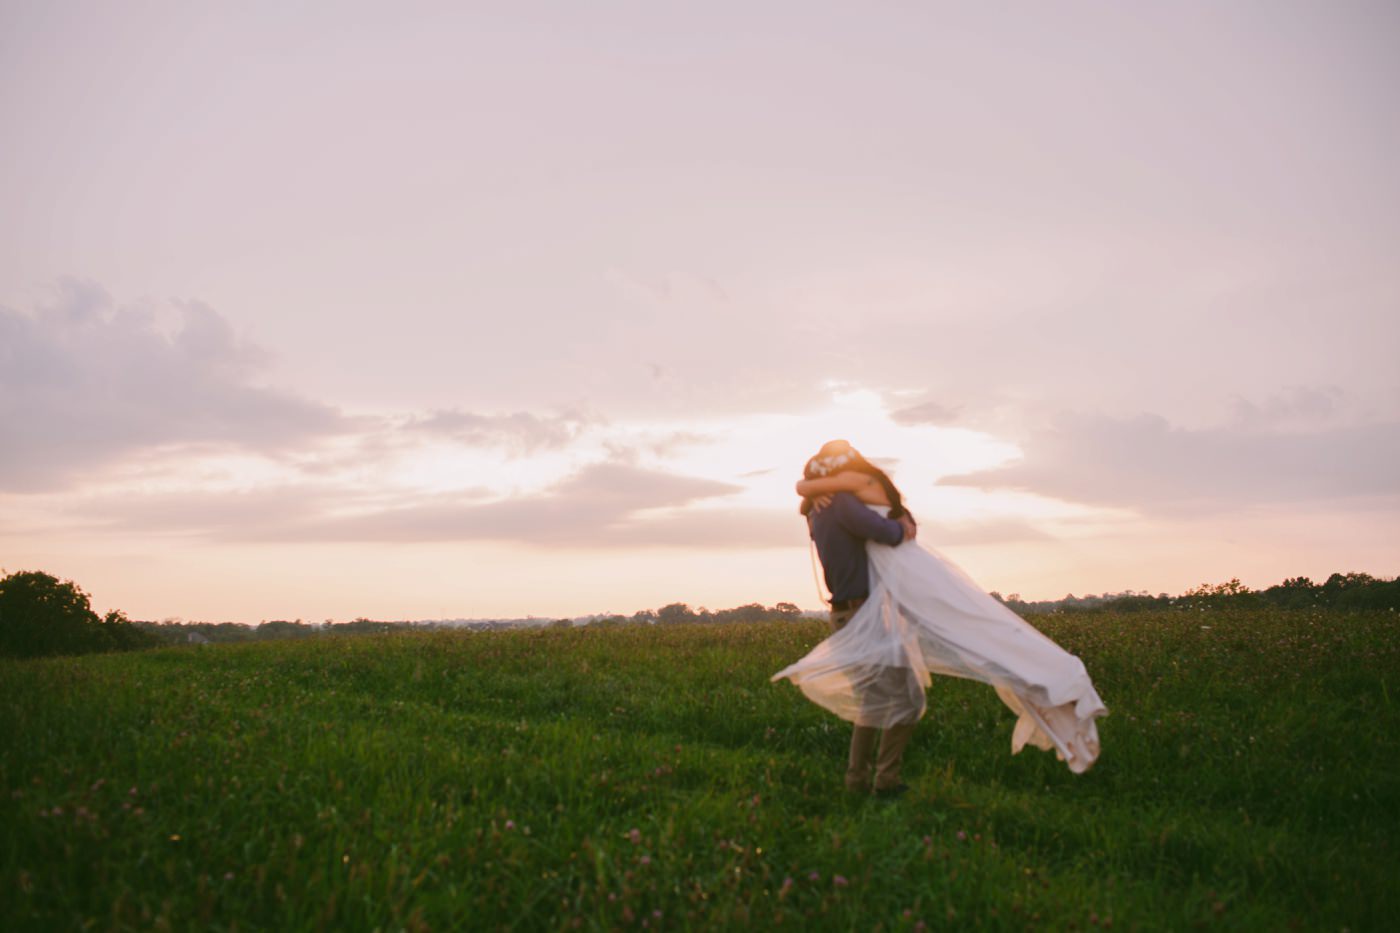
897;515;918;542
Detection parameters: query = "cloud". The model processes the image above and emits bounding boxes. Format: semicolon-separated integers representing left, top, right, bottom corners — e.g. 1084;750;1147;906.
940;402;1400;514
305;462;744;546
73;486;354;539
890;401;961;427
1225;385;1345;431
930;520;1055;546
68;461;759;547
0;281;350;491
617;508;801;548
404;408;596;455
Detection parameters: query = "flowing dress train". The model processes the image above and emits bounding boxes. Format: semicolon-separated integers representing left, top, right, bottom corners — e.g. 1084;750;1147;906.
772;508;1108;773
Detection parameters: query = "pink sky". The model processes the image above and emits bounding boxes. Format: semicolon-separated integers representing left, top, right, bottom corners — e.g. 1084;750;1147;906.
2;2;1397;622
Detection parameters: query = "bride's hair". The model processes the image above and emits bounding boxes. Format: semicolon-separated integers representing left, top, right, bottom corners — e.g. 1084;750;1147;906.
801;442;910;520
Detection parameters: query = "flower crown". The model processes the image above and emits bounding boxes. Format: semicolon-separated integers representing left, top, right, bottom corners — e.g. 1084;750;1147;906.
806;449;859;477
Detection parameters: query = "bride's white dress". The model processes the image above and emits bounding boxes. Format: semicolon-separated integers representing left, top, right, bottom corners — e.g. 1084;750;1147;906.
773;507;1108;774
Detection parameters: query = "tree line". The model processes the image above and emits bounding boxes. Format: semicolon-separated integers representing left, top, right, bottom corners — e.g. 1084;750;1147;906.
993;572;1400;614
2;568;1396;659
148;602;811;645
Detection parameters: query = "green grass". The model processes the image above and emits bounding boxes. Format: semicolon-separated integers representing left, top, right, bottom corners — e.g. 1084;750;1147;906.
2;608;1397;931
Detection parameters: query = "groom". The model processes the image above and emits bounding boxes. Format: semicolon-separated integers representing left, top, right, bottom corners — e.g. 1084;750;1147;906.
808;486;920;797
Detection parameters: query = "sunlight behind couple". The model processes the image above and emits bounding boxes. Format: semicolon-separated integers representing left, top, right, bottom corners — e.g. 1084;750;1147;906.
398;386;1034;522
603;387;1104;536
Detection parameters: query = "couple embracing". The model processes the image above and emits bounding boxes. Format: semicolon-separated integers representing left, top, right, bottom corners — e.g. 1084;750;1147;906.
773;440;1108;796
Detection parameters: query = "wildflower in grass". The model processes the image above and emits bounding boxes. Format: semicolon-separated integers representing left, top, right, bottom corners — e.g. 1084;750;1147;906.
629;828;642;844
833;874;849;888
808;870;820;882
505;820;515;831
779;876;794;898
956;830;967;841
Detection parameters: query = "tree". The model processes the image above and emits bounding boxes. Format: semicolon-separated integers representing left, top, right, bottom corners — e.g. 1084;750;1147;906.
1184;578;1253;598
258;620;315;639
656;603;693;625
1322;572;1377;595
0;570;157;658
0;571;96;657
1262;576;1318;609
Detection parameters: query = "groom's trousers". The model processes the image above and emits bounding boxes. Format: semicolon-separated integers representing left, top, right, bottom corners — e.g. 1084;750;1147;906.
831;600;917;793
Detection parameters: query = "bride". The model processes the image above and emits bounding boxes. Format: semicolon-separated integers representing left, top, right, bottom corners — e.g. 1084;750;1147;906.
772;440;1108;774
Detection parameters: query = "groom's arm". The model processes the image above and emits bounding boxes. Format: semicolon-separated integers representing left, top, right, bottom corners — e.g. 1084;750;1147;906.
829;493;906;546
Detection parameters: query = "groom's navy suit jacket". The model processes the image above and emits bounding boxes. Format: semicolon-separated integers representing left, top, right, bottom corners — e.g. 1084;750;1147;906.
809;492;907;604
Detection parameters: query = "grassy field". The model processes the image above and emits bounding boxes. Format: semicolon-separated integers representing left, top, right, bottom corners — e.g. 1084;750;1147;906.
2;608;1397;931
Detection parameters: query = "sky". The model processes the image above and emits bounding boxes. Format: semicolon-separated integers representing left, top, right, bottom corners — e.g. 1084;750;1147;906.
2;1;1397;623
